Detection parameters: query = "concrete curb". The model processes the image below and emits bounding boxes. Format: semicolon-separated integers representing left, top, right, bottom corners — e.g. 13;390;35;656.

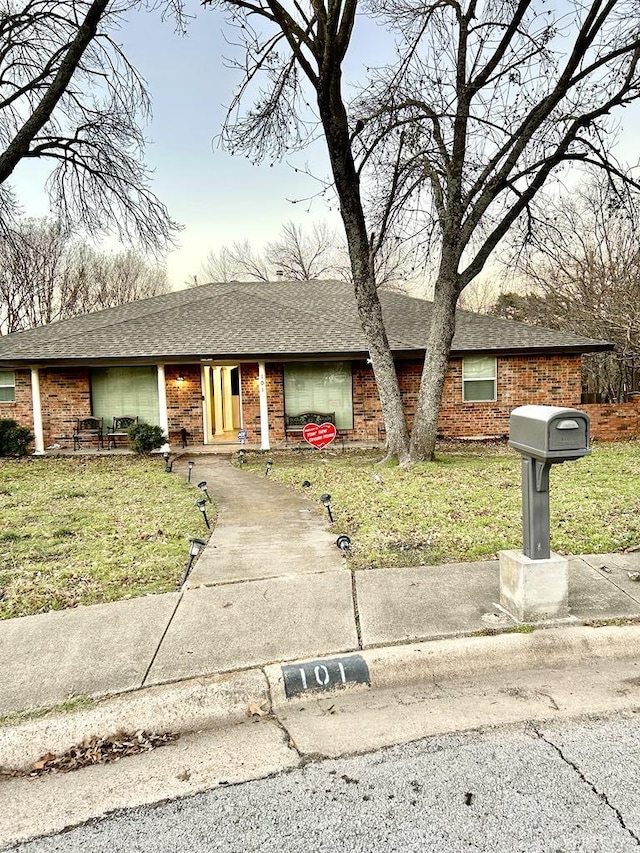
3;624;639;772
0;669;269;771
266;624;640;706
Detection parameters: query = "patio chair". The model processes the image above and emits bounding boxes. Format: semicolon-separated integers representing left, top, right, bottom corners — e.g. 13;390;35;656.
73;416;103;451
107;416;138;449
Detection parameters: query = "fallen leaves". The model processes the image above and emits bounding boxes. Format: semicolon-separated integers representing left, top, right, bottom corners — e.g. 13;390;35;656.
247;701;269;717
28;730;179;775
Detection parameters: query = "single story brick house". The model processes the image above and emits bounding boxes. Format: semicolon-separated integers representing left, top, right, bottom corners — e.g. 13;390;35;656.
0;279;614;453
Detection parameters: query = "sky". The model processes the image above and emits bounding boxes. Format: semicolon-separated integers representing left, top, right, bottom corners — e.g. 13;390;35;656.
8;2;640;291
11;3;356;287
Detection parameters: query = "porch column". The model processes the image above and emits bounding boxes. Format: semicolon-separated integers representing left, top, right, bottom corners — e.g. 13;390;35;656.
258;361;270;450
30;367;44;455
157;364;170;449
213;367;224;436
201;364;210;445
222;367;234;431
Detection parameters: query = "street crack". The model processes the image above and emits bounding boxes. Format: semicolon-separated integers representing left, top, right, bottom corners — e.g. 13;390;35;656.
533;726;640;846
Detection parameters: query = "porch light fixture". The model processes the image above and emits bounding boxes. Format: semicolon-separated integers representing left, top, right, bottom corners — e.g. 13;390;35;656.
265;459;273;476
180;537;207;586
320;493;334;523
187;460;195;483
176;375;185;384
336;534;351;554
197;480;212;502
195;497;210;529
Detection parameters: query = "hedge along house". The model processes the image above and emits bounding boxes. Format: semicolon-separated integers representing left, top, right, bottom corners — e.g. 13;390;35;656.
0;279;613;454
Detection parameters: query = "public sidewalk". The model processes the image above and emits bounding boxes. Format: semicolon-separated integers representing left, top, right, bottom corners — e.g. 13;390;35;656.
2;453;640;720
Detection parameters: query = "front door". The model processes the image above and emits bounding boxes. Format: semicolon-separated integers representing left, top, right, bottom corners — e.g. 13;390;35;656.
205;365;241;441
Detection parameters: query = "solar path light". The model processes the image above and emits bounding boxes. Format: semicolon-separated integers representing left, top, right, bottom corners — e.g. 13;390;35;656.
162;451;174;473
195;497;211;529
187;460;194;483
336;534;351;554
265;459;273;476
320;493;334;523
181;537;206;586
197;481;212;502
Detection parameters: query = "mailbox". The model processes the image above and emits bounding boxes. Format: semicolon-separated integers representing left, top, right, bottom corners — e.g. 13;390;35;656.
509;405;590;461
508;405;590;560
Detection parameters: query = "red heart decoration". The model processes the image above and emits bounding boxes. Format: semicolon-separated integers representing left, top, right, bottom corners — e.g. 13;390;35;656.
302;422;337;449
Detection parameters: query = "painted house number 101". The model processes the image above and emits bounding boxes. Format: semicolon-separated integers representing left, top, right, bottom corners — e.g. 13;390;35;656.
281;655;370;698
298;662;347;689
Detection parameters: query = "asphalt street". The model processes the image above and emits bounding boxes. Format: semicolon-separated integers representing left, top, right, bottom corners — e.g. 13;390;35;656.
10;712;640;853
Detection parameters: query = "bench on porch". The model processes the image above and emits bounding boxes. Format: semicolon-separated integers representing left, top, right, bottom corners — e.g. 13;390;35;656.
73;417;104;451
106;416;138;449
284;411;345;448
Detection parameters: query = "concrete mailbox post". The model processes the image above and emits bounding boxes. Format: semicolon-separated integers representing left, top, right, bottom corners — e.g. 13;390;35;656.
499;405;590;622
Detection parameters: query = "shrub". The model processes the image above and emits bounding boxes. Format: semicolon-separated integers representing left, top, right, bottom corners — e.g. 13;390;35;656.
0;419;33;456
127;423;166;454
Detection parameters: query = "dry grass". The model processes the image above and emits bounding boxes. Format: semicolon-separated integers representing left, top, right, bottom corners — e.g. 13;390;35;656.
237;440;640;569
0;456;207;619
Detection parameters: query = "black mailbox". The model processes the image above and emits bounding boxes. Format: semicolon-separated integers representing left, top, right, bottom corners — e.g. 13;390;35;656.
509;405;590;560
509;405;590;461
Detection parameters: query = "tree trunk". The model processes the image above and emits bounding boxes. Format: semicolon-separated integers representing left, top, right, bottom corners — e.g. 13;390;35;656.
409;268;461;462
316;68;410;463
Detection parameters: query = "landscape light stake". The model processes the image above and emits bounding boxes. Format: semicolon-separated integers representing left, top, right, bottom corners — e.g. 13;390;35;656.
187;460;194;483
197;481;212;502
180;537;207;586
265;459;273;476
320;493;334;523
238;450;246;465
336;535;351;554
195;497;210;529
162;451;174;473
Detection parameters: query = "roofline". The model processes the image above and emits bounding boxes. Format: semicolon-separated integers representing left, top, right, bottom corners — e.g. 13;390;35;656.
0;341;613;369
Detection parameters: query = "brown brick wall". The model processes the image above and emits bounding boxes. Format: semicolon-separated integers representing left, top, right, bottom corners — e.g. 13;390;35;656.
40;367;92;447
583;398;640;441
241;354;588;443
239;363;286;442
5;356;637;451
165;364;204;445
435;354;583;438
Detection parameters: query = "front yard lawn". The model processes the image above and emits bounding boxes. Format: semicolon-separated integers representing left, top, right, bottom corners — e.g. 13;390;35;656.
0;457;203;620
238;441;640;570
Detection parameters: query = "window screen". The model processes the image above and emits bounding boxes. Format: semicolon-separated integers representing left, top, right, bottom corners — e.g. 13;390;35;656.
91;367;159;428
0;370;15;403
284;362;353;429
462;357;497;402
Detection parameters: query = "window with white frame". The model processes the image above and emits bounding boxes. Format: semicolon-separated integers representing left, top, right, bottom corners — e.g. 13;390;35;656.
462;357;497;402
0;370;15;402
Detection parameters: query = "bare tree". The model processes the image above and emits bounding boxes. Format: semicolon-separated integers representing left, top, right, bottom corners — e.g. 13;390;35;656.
265;220;343;279
200;240;272;282
207;0;412;462
0;218;169;333
356;0;640;460
0;0;181;251
493;172;640;401
208;0;640;462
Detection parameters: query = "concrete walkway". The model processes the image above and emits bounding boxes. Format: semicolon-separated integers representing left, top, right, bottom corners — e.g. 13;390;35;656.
1;454;640;718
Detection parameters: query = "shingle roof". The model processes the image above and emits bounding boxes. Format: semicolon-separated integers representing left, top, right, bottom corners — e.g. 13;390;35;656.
0;279;611;365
